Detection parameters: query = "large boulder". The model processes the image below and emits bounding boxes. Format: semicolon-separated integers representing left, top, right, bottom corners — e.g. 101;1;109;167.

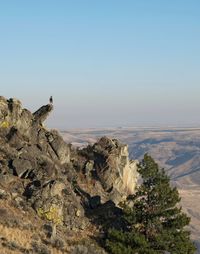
93;137;138;204
12;158;33;178
45;130;70;164
0;97;32;137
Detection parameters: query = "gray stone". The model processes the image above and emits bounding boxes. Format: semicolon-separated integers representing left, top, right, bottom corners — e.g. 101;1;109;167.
46;130;70;164
33;104;53;126
12;158;33;178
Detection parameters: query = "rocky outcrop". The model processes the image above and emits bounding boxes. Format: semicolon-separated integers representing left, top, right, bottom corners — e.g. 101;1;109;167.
72;136;138;204
33;104;53;125
0;96;138;253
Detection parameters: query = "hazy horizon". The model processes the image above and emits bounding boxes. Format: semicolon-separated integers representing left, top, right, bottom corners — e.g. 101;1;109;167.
1;1;200;129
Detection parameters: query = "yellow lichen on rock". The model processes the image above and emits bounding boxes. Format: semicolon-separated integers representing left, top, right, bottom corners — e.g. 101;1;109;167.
37;206;63;225
0;121;9;128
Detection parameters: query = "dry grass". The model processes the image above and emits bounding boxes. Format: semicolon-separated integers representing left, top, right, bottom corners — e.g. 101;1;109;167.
0;197;96;254
0;198;69;253
0;198;39;253
179;188;200;242
0;246;21;254
0;224;32;249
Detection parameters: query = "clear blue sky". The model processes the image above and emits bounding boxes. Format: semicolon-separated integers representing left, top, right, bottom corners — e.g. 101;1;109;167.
0;0;200;129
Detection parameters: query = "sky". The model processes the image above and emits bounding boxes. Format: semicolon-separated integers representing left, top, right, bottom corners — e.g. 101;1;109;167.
0;0;200;129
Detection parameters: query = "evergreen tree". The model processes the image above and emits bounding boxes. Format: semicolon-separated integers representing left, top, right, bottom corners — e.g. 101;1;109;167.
106;154;196;254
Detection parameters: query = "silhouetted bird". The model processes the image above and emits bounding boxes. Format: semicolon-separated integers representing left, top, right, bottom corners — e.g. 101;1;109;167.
49;96;53;104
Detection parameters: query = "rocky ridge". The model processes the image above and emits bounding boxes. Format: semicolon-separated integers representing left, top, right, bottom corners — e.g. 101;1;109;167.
0;96;138;253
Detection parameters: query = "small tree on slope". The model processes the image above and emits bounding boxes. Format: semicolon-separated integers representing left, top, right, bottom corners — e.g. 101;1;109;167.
106;154;196;254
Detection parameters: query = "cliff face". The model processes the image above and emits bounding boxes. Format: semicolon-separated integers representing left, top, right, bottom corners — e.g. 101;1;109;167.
0;96;138;253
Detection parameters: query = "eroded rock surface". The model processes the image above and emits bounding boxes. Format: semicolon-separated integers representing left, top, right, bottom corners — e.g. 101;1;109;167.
93;137;138;203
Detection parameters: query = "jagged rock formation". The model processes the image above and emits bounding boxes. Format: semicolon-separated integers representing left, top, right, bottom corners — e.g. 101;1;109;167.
93;137;138;203
0;96;138;253
74;136;138;204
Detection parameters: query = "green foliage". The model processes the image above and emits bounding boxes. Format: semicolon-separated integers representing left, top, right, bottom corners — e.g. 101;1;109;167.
106;154;196;254
106;229;154;254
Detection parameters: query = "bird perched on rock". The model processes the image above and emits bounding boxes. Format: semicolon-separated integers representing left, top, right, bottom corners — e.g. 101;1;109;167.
49;96;53;104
